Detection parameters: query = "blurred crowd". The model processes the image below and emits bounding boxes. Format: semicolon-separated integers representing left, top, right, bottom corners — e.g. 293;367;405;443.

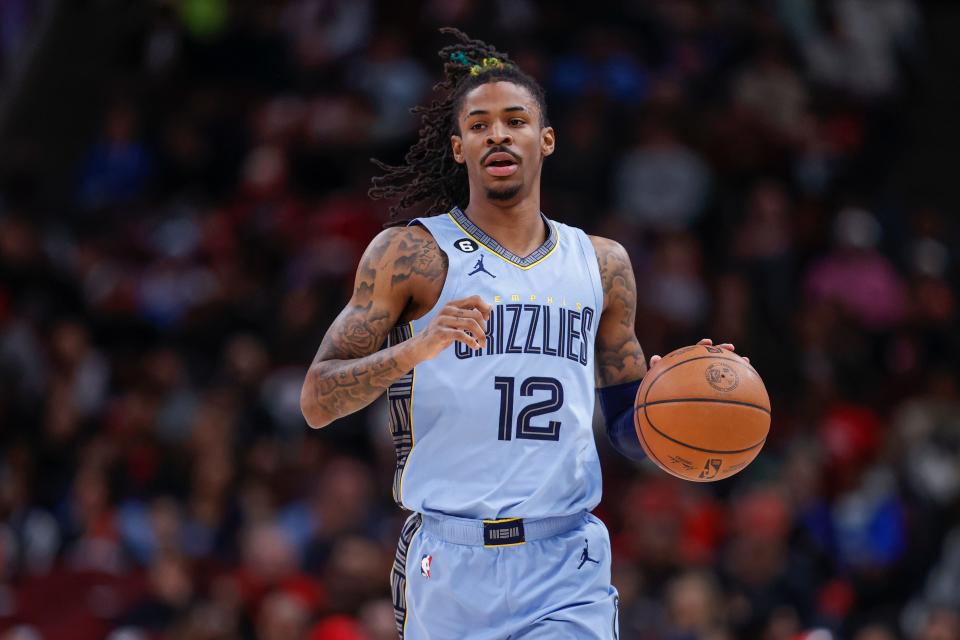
1;1;959;639
0;0;40;86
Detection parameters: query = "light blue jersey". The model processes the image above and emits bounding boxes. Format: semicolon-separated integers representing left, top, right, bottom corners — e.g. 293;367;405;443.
385;207;605;519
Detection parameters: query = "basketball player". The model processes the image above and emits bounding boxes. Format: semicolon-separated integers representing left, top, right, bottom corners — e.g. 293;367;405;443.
300;29;740;639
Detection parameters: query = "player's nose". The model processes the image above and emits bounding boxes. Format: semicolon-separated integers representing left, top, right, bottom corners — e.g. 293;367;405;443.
486;123;512;146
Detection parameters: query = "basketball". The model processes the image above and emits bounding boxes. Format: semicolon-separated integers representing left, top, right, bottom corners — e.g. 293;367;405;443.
634;345;771;482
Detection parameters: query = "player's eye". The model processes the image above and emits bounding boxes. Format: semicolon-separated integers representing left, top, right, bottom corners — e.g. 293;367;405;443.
470;122;486;130
510;118;526;126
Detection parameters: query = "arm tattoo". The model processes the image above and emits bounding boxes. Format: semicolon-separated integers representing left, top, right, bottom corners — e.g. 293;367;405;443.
593;237;647;386
307;300;399;420
303;227;446;425
391;229;447;288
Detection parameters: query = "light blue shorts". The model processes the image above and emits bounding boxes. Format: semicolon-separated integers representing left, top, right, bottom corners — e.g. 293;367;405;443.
391;511;620;639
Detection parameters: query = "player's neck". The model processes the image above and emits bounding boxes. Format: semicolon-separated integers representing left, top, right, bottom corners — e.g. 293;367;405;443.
463;196;546;258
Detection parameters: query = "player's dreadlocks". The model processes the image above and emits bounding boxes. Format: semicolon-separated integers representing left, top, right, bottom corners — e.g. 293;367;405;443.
369;28;548;221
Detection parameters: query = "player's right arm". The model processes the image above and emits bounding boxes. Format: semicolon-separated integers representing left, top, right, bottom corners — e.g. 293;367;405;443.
300;225;491;429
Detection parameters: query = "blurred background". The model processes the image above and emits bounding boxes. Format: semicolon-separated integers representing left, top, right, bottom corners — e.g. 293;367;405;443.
1;1;959;639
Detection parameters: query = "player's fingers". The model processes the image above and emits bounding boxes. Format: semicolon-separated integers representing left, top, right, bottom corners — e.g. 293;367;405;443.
446;327;482;350
449;295;488;309
440;315;485;335
699;338;735;352
650;355;662;366
440;305;485;326
440;318;486;346
440;303;464;318
434;327;476;350
449;295;493;320
743;356;751;364
460;318;487;346
458;307;487;326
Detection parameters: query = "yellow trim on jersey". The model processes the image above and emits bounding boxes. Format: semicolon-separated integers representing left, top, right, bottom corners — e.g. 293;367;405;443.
483;517;523;524
483;541;527;548
398;322;416;507
447;213;560;270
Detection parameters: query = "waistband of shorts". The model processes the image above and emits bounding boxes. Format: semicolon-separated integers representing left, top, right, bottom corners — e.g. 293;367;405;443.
419;511;587;547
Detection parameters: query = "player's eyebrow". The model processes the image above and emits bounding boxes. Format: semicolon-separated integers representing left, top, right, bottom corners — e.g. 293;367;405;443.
466;106;529;117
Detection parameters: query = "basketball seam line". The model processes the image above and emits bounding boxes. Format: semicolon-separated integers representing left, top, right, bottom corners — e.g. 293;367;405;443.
636;398;771;414
634;411;682;479
642;412;767;454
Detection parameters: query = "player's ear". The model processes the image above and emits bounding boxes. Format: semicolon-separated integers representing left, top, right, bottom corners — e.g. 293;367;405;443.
541;126;555;157
451;135;465;164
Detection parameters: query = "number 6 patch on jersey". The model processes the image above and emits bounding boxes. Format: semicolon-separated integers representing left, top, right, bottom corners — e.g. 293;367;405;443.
454;238;478;252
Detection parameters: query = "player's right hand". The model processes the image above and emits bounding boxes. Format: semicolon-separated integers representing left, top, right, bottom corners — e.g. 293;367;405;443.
410;295;492;361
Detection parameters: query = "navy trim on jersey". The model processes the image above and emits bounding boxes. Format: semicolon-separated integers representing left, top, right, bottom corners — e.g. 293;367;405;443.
449;206;558;268
386;323;416;506
391;513;424;638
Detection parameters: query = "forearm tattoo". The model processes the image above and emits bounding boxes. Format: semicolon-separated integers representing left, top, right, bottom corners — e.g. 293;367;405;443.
305;227;446;422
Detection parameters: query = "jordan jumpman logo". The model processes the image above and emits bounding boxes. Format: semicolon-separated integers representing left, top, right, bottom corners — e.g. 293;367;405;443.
468;253;496;278
578;539;599;569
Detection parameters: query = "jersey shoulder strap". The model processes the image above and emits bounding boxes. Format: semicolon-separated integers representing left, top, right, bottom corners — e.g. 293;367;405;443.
557;222;604;312
410;212;480;259
405;212;469;325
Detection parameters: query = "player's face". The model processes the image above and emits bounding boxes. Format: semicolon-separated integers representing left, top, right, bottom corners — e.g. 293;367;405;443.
451;81;555;205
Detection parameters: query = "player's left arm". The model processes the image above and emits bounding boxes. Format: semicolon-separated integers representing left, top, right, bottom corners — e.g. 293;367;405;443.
590;236;649;460
589;236;746;461
592;236;647;386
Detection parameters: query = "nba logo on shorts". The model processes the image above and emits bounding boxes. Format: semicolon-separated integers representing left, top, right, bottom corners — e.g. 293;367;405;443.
420;554;432;578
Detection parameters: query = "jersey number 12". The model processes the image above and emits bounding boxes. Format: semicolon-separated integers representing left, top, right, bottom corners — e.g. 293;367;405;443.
493;376;564;441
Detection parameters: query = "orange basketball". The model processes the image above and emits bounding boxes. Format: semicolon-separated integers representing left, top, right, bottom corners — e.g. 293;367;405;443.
634;344;770;482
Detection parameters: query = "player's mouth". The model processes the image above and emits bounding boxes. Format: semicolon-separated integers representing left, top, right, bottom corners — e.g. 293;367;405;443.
483;151;520;177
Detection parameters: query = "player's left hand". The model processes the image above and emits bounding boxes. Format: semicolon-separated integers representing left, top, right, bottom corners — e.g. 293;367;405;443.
649;338;749;368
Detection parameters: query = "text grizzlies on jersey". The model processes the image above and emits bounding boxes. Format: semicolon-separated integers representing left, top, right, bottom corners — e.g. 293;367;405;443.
455;303;596;366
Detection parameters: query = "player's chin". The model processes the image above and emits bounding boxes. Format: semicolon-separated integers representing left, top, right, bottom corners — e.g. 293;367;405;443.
484;181;523;202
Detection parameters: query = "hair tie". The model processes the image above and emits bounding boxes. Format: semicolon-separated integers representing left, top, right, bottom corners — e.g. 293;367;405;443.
449;51;470;66
466;57;510;77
